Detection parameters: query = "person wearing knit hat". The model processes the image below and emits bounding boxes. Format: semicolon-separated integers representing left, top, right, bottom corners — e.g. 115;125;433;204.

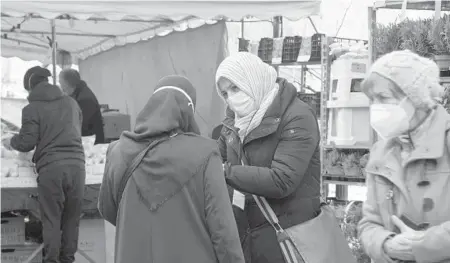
2;65;86;263
359;50;450;263
216;53;353;263
98;75;244;263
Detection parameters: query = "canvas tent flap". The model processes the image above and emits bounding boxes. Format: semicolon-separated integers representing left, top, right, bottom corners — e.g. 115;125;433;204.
1;0;322;63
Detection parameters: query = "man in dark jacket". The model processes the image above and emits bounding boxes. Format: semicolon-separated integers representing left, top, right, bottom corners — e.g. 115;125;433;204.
59;69;105;144
1;66;86;263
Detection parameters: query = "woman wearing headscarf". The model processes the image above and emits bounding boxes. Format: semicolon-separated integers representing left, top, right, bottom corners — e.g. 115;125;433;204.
98;75;244;263
216;52;322;263
358;50;450;263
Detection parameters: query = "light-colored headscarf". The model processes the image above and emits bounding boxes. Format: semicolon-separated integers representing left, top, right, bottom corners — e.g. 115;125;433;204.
216;52;279;141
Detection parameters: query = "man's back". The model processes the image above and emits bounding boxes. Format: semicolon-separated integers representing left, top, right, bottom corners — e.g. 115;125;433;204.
12;82;85;170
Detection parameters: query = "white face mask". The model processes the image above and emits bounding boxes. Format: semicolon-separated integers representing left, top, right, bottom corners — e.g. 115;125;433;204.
227;91;255;118
370;99;413;139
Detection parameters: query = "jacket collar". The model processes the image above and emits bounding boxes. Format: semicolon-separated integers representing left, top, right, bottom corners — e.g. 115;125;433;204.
366;105;450;194
222;78;297;145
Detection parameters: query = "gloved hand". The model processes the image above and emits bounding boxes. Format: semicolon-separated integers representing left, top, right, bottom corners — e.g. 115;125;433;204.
383;215;425;261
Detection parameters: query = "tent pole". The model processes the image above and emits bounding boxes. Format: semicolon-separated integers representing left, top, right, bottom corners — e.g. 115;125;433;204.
51;19;57;85
241;18;245;38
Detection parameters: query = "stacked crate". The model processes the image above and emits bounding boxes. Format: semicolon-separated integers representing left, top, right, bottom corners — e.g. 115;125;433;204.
1;216;42;263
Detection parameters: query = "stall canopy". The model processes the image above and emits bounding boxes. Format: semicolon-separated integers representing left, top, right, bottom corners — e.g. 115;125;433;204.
1;0;322;63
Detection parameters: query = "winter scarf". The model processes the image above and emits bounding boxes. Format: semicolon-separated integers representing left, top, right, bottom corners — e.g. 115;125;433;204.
216;52;279;141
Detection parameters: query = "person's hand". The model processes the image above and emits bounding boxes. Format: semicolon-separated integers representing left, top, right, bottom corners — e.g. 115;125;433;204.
2;137;12;151
383;215;425;261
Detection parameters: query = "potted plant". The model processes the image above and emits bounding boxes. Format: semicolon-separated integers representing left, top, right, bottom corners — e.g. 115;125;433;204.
374;22;403;58
359;153;370;177
324;149;344;175
343;152;362;177
430;14;450;68
399;18;434;57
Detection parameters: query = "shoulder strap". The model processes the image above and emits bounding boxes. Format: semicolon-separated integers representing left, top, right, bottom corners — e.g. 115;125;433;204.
240;157;284;232
116;136;169;205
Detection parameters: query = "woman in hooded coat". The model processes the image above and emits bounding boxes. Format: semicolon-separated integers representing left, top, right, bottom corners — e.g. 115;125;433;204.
98;75;244;263
215;52;322;263
358;50;450;263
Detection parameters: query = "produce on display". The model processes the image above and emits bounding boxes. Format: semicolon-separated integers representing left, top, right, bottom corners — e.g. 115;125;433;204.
1;123;108;177
324;149;369;178
329;41;369;61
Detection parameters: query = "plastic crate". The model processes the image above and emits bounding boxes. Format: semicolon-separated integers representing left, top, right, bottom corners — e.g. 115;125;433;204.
282;36;302;63
298;92;321;117
258;38;273;63
1;244;42;263
1;217;25;246
238;38;249;52
310;33;325;62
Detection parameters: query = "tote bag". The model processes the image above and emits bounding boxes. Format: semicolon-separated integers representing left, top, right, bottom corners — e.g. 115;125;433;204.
241;160;356;263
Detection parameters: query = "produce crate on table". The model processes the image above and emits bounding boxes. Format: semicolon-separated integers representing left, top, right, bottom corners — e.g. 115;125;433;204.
310;33;324;62
1;216;25;246
238;38;250;52
297;86;321;118
1;243;42;263
258;38;273;63
282;36;302;62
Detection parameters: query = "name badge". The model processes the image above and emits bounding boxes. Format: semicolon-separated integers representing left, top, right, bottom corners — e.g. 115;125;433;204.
232;190;246;210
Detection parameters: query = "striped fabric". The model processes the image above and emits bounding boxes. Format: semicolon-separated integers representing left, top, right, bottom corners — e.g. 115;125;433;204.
216;52;279;141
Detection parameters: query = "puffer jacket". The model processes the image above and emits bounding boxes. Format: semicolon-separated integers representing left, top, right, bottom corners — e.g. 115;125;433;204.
218;78;321;263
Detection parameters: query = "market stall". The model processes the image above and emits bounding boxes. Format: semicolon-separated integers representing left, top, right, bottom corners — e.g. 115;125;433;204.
1;1;326;262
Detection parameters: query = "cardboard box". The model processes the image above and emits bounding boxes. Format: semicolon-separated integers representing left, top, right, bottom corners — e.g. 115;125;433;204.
1;243;42;263
75;219;106;263
1;217;25;246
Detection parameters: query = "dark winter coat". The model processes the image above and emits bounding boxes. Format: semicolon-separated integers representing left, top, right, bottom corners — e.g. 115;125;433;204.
218;78;321;263
98;83;244;263
10;82;85;171
71;81;105;144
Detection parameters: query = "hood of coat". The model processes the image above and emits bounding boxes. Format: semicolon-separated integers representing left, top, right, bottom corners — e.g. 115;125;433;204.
223;78;298;137
27;82;64;102
106;76;203;212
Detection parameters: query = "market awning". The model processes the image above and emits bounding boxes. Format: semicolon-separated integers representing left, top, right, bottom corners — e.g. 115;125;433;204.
1;0;322;63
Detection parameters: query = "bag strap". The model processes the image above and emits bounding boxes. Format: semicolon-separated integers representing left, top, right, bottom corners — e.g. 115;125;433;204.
116;135;169;205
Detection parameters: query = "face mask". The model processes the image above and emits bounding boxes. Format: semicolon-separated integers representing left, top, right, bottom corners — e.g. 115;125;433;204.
370;99;413;139
227;91;254;117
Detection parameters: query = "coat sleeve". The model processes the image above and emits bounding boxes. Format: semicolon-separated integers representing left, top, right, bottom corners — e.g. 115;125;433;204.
225;110;319;198
98;143;119;226
357;173;397;263
10;104;39;152
411;221;450;263
204;152;245;263
217;132;227;162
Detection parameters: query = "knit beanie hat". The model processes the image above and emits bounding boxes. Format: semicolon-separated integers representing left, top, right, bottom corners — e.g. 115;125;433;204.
23;66;51;91
154;75;197;108
369;50;444;109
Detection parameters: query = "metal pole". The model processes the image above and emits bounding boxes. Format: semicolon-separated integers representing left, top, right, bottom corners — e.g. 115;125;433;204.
51;19;57;85
241;18;245;38
272;16;283;38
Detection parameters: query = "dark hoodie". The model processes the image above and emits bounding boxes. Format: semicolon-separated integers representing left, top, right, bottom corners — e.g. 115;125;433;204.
10;80;85;171
98;76;244;263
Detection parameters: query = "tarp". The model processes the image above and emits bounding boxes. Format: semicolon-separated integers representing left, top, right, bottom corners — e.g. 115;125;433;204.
79;22;228;136
1;0;322;63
